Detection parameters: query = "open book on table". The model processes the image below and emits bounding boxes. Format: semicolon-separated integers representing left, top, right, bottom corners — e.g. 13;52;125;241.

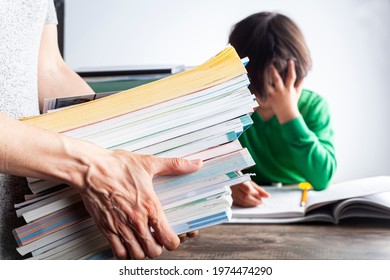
230;176;390;224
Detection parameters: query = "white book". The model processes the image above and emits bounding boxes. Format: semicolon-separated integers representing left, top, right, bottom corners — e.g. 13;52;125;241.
165;192;233;223
26;113;252;195
14;185;72;209
27;179;64;194
64;75;249;139
160;173;251;209
113;106;253;152
29;225;100;259
82;91;254;148
171;207;232;235
21;149;253;226
153;148;255;192
230;176;390;224
16;187;77;217
26;177;41;183
44;234;109;260
16;218;96;256
67;205;233;259
22;193;82;223
133;117;246;155
156;131;239;159
184;140;243;161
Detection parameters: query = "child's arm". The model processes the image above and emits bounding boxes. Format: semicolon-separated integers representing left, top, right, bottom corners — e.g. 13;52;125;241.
280;100;336;190
267;61;336;190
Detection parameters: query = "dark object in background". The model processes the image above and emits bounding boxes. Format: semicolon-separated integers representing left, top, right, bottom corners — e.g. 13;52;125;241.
54;0;64;57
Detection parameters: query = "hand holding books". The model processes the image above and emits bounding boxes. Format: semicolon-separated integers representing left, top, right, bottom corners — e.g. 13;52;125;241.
74;147;203;260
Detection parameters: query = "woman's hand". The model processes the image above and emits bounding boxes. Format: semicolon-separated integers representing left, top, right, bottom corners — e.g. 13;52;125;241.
266;60;303;124
231;181;270;207
1;109;204;260
74;147;203;260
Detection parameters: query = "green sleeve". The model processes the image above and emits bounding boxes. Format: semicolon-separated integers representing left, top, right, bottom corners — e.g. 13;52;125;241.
280;100;337;191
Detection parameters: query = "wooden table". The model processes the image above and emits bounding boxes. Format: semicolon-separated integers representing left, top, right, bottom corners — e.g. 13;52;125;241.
156;219;390;259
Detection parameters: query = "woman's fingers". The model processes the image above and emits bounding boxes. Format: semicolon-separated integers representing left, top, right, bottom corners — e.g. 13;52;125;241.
105;231;130;260
148;156;203;177
148;201;180;251
116;223;146;259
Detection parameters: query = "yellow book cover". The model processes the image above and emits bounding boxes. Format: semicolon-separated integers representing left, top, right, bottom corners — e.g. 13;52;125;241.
21;45;246;133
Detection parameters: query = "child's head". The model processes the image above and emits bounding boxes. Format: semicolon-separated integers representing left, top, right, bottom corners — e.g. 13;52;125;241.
229;12;312;101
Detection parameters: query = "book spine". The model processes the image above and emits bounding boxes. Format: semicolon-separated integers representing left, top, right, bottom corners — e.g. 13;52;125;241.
13;202;89;246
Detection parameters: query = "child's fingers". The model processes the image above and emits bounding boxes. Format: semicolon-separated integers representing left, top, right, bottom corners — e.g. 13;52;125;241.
269;65;284;89
234;181;253;195
231;189;248;206
233;193;262;207
252;182;271;198
232;184;263;207
245;194;263;206
187;230;198;238
285;59;297;88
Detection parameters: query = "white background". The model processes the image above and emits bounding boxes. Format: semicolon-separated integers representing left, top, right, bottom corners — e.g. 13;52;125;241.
1;259;389;279
64;0;390;182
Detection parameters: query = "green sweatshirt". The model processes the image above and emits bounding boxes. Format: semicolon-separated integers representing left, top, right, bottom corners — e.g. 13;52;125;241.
239;89;337;191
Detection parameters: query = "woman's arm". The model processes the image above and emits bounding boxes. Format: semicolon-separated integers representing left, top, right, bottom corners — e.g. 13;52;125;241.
37;24;94;112
0;113;202;259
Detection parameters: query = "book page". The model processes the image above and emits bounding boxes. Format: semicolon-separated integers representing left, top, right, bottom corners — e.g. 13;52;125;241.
232;186;305;219
332;191;390;222
306;176;390;211
230;212;335;224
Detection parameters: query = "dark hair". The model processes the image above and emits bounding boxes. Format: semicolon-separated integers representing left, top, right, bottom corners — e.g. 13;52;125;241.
228;12;312;100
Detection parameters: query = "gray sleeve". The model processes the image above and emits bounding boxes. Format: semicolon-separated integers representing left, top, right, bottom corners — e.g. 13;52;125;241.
45;0;58;25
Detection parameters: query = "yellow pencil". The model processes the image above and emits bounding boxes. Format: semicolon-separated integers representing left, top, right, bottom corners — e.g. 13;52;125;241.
300;188;309;207
299;182;313;207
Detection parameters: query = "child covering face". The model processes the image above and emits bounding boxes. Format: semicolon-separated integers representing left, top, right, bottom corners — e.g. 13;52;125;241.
229;12;337;207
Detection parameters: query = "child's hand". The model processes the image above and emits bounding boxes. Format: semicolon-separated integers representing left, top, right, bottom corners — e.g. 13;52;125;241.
266;60;303;124
178;230;199;243
231;181;270;207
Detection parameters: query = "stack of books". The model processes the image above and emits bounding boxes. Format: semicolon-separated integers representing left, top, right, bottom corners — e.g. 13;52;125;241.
13;45;257;259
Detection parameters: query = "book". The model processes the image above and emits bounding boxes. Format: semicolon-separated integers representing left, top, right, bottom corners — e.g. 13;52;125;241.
13;201;89;247
184;139;244;161
43;91;117;113
13;45;257;259
19;149;254;224
230;176;390;224
14;185;234;257
76;64;186;77
20;45;247;132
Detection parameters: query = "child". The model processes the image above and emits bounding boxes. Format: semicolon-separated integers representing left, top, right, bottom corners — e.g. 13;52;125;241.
229;12;337;207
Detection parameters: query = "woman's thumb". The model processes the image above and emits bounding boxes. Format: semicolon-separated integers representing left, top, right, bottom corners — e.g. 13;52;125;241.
151;157;203;176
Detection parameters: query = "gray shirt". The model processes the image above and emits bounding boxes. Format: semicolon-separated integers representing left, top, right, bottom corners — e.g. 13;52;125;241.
0;0;57;259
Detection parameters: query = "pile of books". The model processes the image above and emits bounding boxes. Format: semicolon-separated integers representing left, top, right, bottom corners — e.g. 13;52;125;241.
12;45;257;259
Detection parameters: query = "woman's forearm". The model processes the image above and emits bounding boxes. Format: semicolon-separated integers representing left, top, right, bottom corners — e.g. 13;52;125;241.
0;112;99;189
0;112;203;259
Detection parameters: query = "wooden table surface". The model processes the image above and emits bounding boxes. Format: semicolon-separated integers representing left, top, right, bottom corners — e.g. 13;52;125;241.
156;219;390;260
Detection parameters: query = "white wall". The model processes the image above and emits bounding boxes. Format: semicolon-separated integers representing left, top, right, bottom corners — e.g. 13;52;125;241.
64;0;390;182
